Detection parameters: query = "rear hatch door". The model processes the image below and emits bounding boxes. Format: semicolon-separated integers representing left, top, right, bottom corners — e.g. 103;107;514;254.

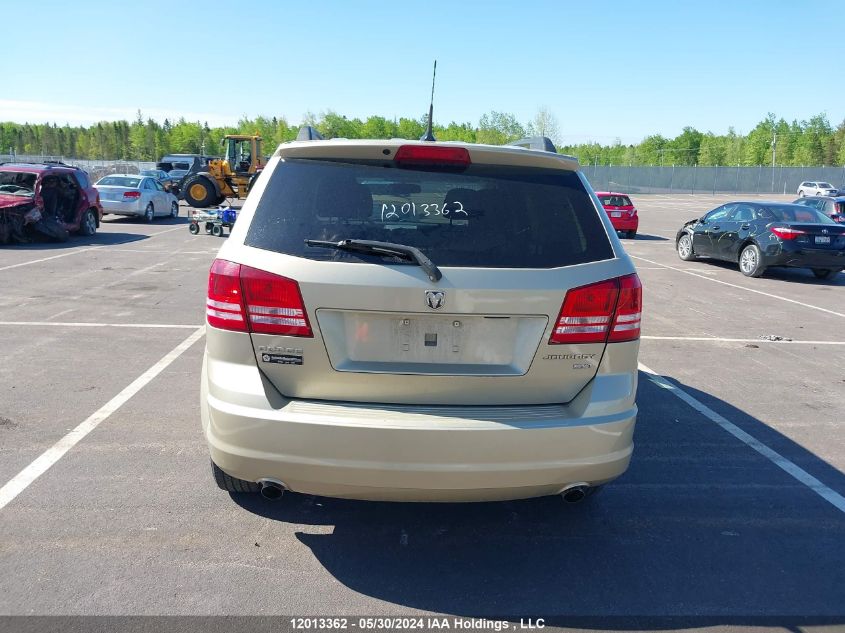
237;149;625;406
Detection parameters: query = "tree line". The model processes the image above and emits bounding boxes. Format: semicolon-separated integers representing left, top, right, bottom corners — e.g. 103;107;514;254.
2;109;844;167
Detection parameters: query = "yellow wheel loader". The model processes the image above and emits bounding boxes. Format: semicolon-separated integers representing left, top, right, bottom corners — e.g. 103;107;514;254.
181;135;265;208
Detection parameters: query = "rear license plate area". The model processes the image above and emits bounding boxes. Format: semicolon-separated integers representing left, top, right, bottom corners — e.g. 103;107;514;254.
815;236;831;245
611;212;622;218
316;310;549;375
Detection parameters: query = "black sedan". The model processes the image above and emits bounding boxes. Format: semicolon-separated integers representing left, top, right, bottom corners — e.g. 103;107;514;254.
675;201;845;280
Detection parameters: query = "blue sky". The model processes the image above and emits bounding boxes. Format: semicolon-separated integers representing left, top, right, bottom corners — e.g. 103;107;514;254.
2;0;843;143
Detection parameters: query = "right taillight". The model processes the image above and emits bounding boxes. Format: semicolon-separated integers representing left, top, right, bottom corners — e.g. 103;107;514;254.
123;191;141;199
206;259;312;337
609;274;642;342
550;274;642;344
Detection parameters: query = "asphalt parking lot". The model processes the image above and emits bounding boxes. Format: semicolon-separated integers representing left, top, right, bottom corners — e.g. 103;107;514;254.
1;196;844;631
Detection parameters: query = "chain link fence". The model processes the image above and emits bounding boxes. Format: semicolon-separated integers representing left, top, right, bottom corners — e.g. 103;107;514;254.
583;165;845;195
0;155;157;182
4;154;845;197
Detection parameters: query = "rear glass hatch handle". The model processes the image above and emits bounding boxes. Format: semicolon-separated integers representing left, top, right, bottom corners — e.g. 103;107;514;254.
305;238;443;282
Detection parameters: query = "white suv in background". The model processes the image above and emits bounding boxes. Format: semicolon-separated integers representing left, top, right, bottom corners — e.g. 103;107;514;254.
797;181;838;197
201;132;642;504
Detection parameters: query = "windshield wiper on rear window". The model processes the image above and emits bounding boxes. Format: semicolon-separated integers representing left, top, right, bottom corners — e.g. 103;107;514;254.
305;238;443;282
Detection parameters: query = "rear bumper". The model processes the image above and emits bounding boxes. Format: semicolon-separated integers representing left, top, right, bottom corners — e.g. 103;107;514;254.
609;216;639;232
201;343;639;502
763;243;845;269
101;199;143;215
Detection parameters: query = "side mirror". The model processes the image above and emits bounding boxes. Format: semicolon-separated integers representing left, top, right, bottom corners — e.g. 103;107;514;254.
698;217;707;224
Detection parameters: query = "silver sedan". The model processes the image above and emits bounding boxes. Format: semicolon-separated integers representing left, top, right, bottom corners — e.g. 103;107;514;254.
94;174;179;222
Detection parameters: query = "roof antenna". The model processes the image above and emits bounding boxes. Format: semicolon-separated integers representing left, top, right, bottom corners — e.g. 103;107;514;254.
420;60;437;142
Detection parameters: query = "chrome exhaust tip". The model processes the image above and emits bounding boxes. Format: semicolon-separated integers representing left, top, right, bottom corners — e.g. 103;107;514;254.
257;478;287;501
560;483;590;503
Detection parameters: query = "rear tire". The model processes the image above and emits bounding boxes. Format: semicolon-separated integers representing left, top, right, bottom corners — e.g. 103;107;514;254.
812;268;839;280
211;460;260;493
79;209;97;236
627;230;637;239
143;203;154;223
677;233;695;261
211;224;223;237
798;190;805;197
189;222;199;235
170;201;179;218
183;175;219;208
739;244;765;277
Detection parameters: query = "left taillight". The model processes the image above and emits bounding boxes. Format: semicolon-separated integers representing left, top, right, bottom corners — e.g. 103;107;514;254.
207;259;247;331
206;259;312;337
240;265;312;337
771;227;806;241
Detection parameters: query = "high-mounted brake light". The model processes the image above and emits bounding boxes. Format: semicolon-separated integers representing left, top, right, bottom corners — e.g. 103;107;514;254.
770;227;806;241
550;274;642;345
394;145;471;166
206;259;312;337
123;191;141;199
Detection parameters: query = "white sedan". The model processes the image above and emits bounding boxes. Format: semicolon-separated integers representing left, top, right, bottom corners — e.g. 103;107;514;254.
94;174;179;221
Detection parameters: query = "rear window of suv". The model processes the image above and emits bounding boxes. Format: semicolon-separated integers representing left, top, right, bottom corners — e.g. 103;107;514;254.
245;159;613;268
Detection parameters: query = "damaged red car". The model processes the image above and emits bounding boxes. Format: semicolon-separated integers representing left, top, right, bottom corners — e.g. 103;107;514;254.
0;162;103;244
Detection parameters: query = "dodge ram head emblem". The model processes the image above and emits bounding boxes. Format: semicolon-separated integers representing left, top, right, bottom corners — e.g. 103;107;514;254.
425;290;445;310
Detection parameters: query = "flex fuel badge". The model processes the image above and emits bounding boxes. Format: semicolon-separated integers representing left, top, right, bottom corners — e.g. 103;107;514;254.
258;347;303;366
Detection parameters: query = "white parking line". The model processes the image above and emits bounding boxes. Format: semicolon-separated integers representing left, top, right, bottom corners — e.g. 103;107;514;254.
631;255;845;319
0;327;205;512
642;335;845;345
0;226;185;272
0;321;201;329
639;363;845;515
0;247;103;272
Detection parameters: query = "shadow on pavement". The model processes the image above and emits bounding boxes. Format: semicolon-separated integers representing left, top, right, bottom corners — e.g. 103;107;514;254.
230;373;845;629
686;257;844;286
102;215;190;227
0;231;150;250
623;233;669;242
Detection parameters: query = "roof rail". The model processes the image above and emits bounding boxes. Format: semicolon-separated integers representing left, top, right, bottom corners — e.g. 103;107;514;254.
0;160;78;169
296;126;324;141
508;136;557;153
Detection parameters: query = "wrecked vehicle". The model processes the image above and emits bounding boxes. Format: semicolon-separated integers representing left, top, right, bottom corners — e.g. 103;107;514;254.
0;162;104;244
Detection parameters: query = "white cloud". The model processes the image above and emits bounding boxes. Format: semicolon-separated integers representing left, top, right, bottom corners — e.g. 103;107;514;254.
0;100;242;127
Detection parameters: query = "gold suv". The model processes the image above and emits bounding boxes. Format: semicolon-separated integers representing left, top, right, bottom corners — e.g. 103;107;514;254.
201;136;641;502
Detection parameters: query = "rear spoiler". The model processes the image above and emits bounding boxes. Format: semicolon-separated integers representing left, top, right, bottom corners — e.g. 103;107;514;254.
508;136;557;153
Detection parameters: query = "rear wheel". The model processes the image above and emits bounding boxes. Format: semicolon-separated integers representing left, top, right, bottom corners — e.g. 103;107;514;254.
627;230;637;239
143;203;154;223
798;190;805;197
677;233;695;261
212;224;223;237
79;209;97;236
812;268;839;280
739;244;765;277
170;201;179;218
183;175;220;208
189;222;199;234
211;460;259;493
